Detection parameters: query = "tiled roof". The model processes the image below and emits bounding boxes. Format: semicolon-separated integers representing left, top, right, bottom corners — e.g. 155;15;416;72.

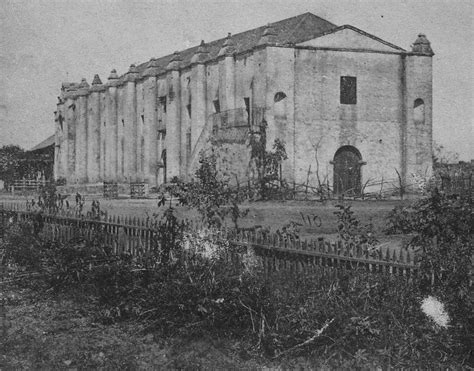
133;12;337;77
30;134;55;151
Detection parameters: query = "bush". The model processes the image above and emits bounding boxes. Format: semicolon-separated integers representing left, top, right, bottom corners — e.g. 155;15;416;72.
2;187;472;368
385;190;473;363
2;222;41;269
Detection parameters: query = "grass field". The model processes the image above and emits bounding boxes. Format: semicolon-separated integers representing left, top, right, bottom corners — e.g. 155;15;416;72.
1;193;407;236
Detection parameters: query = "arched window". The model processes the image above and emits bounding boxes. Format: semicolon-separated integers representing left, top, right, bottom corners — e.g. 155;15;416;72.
414;98;425;124
274;91;287;103
274;91;287;119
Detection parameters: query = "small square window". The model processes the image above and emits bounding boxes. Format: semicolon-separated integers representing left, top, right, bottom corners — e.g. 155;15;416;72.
340;76;357;105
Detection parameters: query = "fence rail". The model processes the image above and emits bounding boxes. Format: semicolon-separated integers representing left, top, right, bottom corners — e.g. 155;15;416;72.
0;202;419;277
10;179;51;194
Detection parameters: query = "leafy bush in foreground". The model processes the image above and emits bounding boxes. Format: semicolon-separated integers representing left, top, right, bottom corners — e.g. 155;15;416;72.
386;189;473;363
2;189;472;368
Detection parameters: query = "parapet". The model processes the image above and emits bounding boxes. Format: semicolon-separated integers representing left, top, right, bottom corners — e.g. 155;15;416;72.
190;40;210;65
218;33;235;57
411;34;434;56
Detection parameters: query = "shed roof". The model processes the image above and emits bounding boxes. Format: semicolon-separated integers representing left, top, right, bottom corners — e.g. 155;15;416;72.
30;134;55;151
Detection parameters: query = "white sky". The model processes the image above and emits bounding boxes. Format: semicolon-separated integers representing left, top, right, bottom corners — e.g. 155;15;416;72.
0;0;472;160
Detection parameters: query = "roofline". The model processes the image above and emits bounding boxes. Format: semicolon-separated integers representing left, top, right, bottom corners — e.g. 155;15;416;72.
62;42;416;96
292;45;406;56
29;134;55;151
284;12;337;44
311;24;406;52
60;15;414;93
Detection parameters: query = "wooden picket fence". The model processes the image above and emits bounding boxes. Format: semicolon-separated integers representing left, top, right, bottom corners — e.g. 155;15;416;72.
0;202;419;278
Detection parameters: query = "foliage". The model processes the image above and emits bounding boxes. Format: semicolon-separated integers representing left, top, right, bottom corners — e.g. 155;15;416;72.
334;203;378;246
3;220;470;368
148;207;186;266
249;123;290;200
385;189;472;244
433;141;459;165
2;186;473;368
0;145;25;189
2;219;44;269
162;153;248;229
385;189;473;359
26;184;69;214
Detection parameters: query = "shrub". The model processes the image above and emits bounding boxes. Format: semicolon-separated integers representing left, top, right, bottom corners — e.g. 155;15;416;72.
162;153;248;229
385;189;473;363
334;203;378;246
2;219;44;269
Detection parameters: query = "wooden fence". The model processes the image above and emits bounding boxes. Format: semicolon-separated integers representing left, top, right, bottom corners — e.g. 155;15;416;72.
10;179;50;195
103;182;118;198
130;183;148;199
0;202;419;277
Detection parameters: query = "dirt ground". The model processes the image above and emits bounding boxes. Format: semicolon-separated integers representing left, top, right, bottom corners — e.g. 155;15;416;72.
1;286;270;370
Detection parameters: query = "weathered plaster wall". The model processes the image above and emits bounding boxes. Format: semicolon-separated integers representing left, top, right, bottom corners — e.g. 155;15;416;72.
265;47;295;182
65;96;76;183
87;90;101;183
404;55;433;180
54;37;432;195
294;49;404;192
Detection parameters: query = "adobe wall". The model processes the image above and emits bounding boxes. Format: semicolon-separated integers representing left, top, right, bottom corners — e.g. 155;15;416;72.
404;55;433;181
54;41;432;195
293;49;405;192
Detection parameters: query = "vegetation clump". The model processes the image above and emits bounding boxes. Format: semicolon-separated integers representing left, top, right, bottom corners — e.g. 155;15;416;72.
1;177;473;368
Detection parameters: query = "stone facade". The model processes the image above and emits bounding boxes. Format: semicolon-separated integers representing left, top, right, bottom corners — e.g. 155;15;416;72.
53;13;433;194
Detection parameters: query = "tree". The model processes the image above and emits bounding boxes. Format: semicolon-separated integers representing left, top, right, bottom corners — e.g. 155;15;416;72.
0;145;25;189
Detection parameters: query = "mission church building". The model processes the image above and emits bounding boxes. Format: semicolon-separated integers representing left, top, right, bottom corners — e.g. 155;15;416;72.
53;12;433;194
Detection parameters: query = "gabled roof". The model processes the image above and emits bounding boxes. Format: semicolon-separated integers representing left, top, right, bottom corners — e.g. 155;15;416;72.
300;24;405;51
131;12;337;77
30;134;55;151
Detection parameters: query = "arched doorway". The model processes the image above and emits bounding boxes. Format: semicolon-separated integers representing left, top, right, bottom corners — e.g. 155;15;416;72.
333;146;362;195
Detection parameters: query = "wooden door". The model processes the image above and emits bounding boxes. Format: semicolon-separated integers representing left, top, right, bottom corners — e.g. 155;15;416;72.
333;146;361;195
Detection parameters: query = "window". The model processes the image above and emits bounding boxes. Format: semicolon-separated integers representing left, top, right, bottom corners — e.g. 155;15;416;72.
58;114;64;131
186;131;191;162
141;115;144;125
121;138;125;175
414;98;425;124
140;137;145;173
274;92;287;118
340;76;357;105
274;92;287;103
244;97;250;125
159;96;167;113
186;103;192;119
213;99;221;113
